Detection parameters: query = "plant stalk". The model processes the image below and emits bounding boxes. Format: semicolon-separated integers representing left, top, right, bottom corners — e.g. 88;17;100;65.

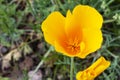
70;57;74;80
33;46;52;73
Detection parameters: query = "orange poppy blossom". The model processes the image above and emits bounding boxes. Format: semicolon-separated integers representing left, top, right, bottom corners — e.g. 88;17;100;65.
76;56;110;80
41;5;103;58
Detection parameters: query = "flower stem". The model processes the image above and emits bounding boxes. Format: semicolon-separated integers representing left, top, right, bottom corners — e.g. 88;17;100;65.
104;19;115;23
70;57;74;80
33;46;53;73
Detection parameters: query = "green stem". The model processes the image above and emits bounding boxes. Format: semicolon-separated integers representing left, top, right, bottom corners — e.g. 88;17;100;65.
104;19;115;24
33;46;53;73
70;57;74;80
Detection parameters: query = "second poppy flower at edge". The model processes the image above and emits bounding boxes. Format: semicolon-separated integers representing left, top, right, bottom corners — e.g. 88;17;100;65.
76;56;111;80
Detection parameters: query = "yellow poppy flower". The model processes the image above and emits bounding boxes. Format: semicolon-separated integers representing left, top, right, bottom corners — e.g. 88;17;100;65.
41;5;103;58
76;56;110;80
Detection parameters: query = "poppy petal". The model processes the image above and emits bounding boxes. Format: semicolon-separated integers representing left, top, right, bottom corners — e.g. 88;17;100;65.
73;5;103;29
65;10;83;41
79;29;103;58
54;40;73;57
42;12;65;45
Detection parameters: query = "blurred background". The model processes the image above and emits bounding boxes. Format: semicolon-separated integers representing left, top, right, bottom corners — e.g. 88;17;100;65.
0;0;120;80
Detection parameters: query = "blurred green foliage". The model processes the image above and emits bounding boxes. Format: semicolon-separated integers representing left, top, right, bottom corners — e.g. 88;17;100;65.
0;76;9;80
0;0;24;46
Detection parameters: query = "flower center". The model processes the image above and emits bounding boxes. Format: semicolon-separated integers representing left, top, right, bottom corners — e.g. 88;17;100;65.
66;37;81;55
